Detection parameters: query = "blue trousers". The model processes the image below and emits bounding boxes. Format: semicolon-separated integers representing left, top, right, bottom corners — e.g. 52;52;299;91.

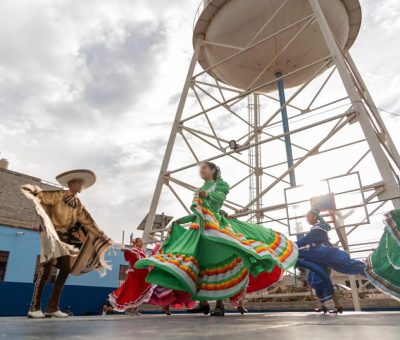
297;258;333;302
299;246;366;275
297;246;366;302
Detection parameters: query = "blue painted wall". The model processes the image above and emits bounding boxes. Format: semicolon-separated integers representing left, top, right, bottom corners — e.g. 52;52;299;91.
0;225;126;316
0;282;115;316
0;226;39;283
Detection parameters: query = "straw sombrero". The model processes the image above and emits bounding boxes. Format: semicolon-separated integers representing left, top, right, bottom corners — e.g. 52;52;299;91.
55;169;96;189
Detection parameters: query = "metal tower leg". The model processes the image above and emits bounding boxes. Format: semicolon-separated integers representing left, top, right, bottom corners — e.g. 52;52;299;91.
336;223;362;312
248;94;263;223
142;36;204;243
309;0;400;209
253;94;263;223
345;52;400;169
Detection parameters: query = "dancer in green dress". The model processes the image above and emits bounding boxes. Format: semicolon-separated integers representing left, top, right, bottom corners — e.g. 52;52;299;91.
136;162;298;315
365;209;400;301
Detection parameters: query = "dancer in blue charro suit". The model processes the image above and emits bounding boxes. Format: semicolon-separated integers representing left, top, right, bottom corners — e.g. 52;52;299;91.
296;209;366;314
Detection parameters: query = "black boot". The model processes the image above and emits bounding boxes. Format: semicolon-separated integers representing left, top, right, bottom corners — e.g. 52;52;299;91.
163;306;172;316
237;306;248;315
210;304;225;317
187;304;210;315
330;306;344;314
314;306;328;314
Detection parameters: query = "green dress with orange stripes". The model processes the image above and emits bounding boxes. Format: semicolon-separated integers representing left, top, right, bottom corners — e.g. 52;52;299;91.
365;209;400;301
135;179;298;301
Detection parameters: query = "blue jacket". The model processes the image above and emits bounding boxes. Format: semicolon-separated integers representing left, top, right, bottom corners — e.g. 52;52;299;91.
296;228;331;248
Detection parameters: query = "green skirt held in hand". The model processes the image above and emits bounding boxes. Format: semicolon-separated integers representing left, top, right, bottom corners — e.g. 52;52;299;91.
135;179;298;301
365;209;400;301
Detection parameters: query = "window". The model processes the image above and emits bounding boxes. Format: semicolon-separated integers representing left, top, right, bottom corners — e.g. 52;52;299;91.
0;251;10;282
33;256;58;284
119;264;129;286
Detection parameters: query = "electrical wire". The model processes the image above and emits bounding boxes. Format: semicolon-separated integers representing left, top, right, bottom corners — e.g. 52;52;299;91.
262;101;352;132
368;104;400;118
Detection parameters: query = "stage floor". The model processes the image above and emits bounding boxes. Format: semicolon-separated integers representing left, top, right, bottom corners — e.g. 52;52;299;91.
1;312;399;339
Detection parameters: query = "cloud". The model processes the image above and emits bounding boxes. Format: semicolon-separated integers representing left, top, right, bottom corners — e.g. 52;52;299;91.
367;0;400;32
1;0;400;244
0;0;195;241
79;21;167;113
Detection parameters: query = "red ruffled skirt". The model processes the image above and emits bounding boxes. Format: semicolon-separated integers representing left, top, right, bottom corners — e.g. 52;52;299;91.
108;268;154;312
230;265;284;304
148;286;195;309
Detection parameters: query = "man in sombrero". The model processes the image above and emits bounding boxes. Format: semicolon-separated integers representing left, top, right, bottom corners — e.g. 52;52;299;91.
21;169;113;319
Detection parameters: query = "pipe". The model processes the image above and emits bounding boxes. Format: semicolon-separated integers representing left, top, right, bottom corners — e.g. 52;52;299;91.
276;72;296;187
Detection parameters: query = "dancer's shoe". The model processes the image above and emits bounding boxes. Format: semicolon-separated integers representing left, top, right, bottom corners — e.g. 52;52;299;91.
187;304;210;315
210;305;225;317
27;310;45;319
45;310;69;318
314;306;328;314
127;308;142;316
329;307;344;314
237;306;248;315
163;306;172;316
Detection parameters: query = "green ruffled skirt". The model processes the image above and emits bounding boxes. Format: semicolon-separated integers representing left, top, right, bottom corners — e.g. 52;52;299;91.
365;209;400;301
136;197;298;300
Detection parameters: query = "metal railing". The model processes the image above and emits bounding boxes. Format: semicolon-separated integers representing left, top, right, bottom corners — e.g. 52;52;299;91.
193;0;213;29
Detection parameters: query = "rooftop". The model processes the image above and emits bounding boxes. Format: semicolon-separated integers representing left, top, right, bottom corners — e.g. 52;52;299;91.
0;167;60;231
137;213;173;231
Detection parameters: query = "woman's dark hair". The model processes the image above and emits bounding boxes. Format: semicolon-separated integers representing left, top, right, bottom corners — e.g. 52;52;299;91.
203;161;221;180
131;237;142;246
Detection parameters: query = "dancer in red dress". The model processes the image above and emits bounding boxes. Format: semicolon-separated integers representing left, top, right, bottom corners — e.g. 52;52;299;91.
108;238;154;315
109;239;193;315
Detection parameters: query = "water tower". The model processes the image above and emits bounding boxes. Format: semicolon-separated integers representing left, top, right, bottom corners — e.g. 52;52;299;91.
143;0;400;297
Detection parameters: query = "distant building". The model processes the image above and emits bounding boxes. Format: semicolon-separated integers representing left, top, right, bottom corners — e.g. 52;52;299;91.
0;163;127;316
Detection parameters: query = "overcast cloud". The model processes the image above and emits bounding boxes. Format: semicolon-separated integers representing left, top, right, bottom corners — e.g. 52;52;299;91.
1;0;400;241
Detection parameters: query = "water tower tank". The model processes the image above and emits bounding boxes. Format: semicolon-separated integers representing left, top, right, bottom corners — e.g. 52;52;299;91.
193;0;361;93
